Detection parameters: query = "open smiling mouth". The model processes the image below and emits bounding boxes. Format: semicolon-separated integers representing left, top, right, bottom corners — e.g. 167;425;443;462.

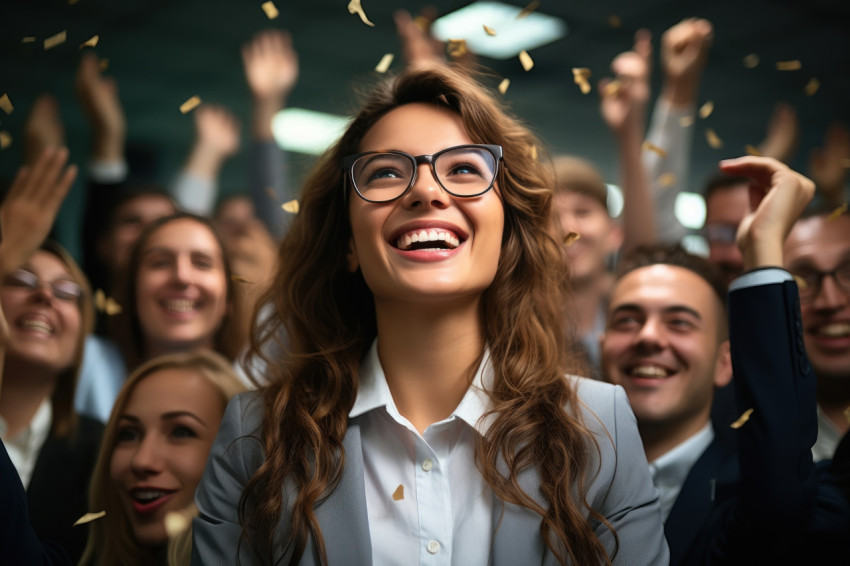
131;488;176;514
162;299;198;313
626;365;675;379
394;228;463;251
813;322;850;338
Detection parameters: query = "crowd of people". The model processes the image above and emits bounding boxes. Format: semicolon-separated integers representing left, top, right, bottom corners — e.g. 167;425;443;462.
1;9;849;566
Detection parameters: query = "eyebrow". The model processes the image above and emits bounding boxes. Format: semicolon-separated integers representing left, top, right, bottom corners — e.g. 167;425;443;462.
117;411;208;428
610;303;702;321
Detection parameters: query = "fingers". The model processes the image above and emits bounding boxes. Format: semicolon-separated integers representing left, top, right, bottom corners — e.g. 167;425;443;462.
633;28;652;62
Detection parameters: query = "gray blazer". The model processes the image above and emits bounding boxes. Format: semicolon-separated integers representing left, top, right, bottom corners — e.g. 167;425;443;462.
192;378;668;565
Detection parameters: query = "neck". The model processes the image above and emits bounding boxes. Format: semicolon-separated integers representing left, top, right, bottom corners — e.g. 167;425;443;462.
817;375;850;435
374;296;485;434
570;272;612;335
145;337;214;362
0;356;57;438
639;414;710;463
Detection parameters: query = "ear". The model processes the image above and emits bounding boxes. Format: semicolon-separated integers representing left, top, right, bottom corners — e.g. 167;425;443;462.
346;237;359;273
713;340;733;388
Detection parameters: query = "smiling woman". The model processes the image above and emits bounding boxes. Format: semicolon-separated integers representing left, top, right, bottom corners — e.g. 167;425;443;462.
80;350;246;566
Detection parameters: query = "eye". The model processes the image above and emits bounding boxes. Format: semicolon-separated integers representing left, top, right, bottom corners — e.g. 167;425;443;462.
171;425;198;439
116;426;141;443
667;317;696;332
610;314;641;330
192;255;216;270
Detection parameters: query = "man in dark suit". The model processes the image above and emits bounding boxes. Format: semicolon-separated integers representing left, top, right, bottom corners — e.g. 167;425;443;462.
601;156;849;564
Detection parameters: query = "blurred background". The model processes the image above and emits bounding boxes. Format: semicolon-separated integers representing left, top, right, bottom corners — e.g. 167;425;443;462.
1;0;848;257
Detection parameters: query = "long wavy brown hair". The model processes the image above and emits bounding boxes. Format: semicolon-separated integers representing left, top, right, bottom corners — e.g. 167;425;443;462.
240;64;616;565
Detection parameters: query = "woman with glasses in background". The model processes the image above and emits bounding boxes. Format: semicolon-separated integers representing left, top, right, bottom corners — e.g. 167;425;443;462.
193;64;667;565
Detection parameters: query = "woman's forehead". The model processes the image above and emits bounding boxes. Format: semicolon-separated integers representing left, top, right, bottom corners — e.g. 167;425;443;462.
359;103;471;154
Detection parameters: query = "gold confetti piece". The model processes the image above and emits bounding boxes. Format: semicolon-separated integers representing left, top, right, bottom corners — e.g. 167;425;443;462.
44;30;67;50
22;37;36;43
698;100;714;119
659;172;676;187
180;96;201;114
563;232;581;246
745;144;762;156
375;53;394;73
392;484;404;501
528;144;538;160
602;79;624;97
261;1;279;19
231;275;253;284
827;202;848;222
572;67;591;94
69;0;79;4
793;275;808;291
73;511;105;526
282;199;300;214
844;405;850;425
776;60;802;71
94;289;122;315
804;77;820;96
517;0;540;19
99;58;109;71
79;35;99;49
679;115;694;127
705;128;723;149
497;78;510;95
413;15;429;32
164;511;190;538
0;93;13;115
608;15;622;28
572;67;591;79
641;140;668;158
730;408;754;429
518;50;534;71
347;0;375;27
447;39;467;59
743;53;759;68
0;131;12;149
483;25;497;36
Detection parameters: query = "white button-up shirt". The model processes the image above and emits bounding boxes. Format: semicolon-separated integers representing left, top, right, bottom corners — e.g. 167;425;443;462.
350;341;494;565
0;397;52;490
649;422;714;522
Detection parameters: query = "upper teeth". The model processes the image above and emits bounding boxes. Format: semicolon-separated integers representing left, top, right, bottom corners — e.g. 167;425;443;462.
20;319;52;333
630;365;669;378
165;299;195;312
397;229;461;250
134;489;169;501
817;322;850;338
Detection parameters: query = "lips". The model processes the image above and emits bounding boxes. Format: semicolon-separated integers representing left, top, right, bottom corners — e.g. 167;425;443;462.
388;221;468;252
15;313;55;336
130;487;177;515
623;363;676;382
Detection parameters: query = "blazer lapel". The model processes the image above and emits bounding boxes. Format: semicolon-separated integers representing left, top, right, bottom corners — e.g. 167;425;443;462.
490;463;548;566
314;421;373;565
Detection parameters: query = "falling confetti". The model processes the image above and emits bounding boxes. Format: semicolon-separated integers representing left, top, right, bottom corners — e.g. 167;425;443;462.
528;144;538;160
679;115;695;127
0;94;12;115
729;408;754;429
413;15;429;32
261;1;279;19
563;232;581;246
705;128;723;149
73;511;106;526
44;30;67;50
827;202;848;222
392;484;404;501
804;78;820;96
698;100;714;119
745;144;762;156
0;131;12;149
603;79;624;97
642;141;667;158
659;172;676;187
231;275;253;284
180;96;202;114
99;58;109;71
776;60;802;71
743;53;760;68
517;0;540;19
22;37;35;43
79;35;99;49
497;78;510;94
483;25;496;36
793;275;808;291
164;511;190;537
572;67;591;94
447;39;467;59
608;15;622;29
375;53;393;73
518;50;534;71
282;199;300;214
94;289;122;315
347;0;375;27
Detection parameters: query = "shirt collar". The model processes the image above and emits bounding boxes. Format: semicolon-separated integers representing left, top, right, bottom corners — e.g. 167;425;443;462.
349;339;495;434
650;422;714;488
0;397;52;449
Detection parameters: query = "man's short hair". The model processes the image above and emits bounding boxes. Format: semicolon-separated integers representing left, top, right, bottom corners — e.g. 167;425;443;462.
552;155;609;213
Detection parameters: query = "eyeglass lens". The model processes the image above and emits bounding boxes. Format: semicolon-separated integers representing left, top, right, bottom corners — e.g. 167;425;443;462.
351;146;497;202
795;262;850;300
3;270;82;302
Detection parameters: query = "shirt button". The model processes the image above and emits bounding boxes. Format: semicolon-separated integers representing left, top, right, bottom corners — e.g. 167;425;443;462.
426;540;440;554
422;458;434;472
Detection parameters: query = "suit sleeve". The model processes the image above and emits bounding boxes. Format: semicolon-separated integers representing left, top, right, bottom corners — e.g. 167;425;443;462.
596;385;670;566
192;393;265;566
0;439;72;566
712;279;850;562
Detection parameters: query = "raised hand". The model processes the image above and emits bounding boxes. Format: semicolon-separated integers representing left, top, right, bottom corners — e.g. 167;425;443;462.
75;52;126;162
242;30;299;104
720;156;815;270
660;18;713;108
194;104;241;161
809;122;850;207
758;103;799;164
395;9;443;68
599;29;652;135
23;94;65;167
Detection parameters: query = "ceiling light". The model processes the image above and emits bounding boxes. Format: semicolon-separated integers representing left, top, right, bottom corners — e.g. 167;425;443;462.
272;108;350;155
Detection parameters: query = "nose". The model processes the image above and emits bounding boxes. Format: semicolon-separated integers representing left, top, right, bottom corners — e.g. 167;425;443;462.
172;256;194;286
811;273;849;311
130;434;164;475
401;163;450;209
29;282;56;305
634;316;668;352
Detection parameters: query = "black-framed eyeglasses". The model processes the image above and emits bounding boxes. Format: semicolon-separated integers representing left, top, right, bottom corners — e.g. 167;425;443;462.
2;269;83;303
342;144;503;203
791;261;850;302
